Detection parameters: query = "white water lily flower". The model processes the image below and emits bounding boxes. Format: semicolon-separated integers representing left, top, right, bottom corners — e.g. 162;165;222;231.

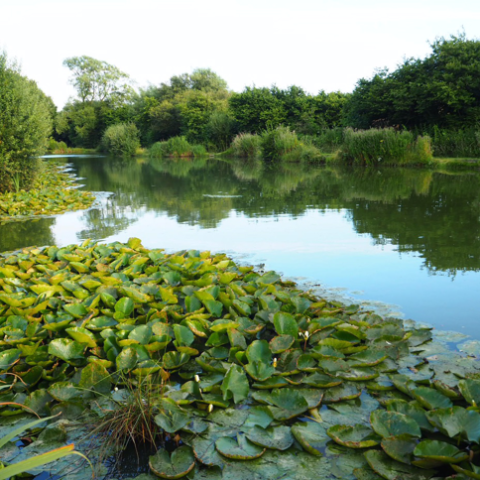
208;404;214;413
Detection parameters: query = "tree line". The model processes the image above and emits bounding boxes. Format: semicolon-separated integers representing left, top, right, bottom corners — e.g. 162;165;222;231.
1;33;480;190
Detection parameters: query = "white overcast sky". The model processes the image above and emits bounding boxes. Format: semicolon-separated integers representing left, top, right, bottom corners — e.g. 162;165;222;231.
1;0;479;108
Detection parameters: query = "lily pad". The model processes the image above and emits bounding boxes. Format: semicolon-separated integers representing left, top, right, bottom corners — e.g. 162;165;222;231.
327;425;381;449
413;439;468;464
245;425;294;451
291;421;329;456
149;446;196;479
215;433;266;460
370;410;421;438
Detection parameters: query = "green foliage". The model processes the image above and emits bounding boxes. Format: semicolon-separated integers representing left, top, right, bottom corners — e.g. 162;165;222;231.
63;55;132;104
149;136;207;158
231;133;262;158
344;33;480;130
206;112;237;151
101;123;140;157
341;128;433;165
427;126;480;158
0;52;54;192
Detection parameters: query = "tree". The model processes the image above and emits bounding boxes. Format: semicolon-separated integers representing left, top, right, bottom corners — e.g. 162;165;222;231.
0;51;53;191
63;55;132;104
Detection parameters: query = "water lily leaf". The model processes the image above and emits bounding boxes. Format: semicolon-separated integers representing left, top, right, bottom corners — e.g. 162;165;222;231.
149;446;195;479
209;320;239;332
164;351;191;370
215;433;266;460
48;338;85;362
245;425;294;451
174;324;195;347
192;436;225;467
155;399;190;434
0;348;21;370
327;425;381;449
291;421;329;456
413;440;468;464
381;434;417;464
244;361;275;382
129;325;153;345
302;372;343;388
246;339;272;364
291;295;311;314
115;297;134;318
252;376;289;389
323;384;361;403
65;327;97;347
426;406;480;442
364;450;436;480
86;316;117;331
79;362;111;394
221;364;249;404
349;350;387;367
244;406;274;429
297;354;318;372
458;379;480;406
370;410;421;439
63;303;88;318
411;386;452;410
266;388;309;421
337;367;379;382
257;271;280;285
384;400;434;432
310;345;345;360
273;312;298;338
353;467;385;480
116;346;138;370
269;335;295;353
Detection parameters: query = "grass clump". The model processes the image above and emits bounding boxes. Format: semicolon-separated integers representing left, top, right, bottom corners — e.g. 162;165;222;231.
429;126;480;158
101;123;140;157
149;136;207;158
231;132;261;157
342;127;433;165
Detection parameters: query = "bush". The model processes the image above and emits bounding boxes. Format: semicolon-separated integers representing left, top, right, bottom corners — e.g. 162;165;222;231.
282;144;325;162
260;126;298;159
101;123;140;157
206;112;237;151
231;133;261;158
0;52;53;192
341;127;433;165
149;136;207;158
302;128;344;153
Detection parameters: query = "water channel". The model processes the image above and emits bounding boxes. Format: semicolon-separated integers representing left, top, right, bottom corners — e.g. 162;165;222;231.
1;155;479;339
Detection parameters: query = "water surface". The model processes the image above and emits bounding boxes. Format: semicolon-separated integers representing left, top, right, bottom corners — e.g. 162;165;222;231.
1;156;479;338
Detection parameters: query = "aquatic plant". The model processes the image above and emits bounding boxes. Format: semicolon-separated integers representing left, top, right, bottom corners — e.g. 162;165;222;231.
342;128;433;165
0;161;95;221
260;126;299;159
1;238;480;479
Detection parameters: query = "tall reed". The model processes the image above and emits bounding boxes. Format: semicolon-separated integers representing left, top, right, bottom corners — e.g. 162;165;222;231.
149;136;207;158
231;133;261;158
341;128;433;165
260;126;298;159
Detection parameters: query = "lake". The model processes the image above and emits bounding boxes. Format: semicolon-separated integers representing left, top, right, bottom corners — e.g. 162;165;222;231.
1;155;479;339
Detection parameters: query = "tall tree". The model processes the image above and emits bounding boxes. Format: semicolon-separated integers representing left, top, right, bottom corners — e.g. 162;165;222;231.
63;55;132;104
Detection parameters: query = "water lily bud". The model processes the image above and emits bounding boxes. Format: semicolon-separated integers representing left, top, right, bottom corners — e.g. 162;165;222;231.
194;375;200;383
304;331;310;339
208;404;214;413
273;357;278;368
114;387;118;391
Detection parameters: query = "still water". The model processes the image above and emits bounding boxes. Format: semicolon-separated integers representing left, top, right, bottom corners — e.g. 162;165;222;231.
1;156;479;338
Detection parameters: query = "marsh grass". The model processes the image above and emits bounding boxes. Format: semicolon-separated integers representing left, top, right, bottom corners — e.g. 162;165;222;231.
231;133;261;157
260;126;298;159
149;136;207;158
302;128;344;153
428;126;480;158
90;372;167;466
342;127;433;165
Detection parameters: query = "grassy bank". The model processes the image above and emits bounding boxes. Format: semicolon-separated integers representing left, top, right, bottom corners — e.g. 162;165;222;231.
0;160;95;221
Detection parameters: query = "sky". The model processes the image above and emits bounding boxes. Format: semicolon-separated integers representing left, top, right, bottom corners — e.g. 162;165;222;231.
1;0;479;108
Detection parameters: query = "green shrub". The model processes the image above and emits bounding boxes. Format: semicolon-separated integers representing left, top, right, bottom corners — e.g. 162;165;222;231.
206;112;236;151
302;128;344;153
0;52;53;192
260;126;298;159
149;136;207;158
341;127;433;165
231;133;261;158
282;144;325;162
101;123;140;157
